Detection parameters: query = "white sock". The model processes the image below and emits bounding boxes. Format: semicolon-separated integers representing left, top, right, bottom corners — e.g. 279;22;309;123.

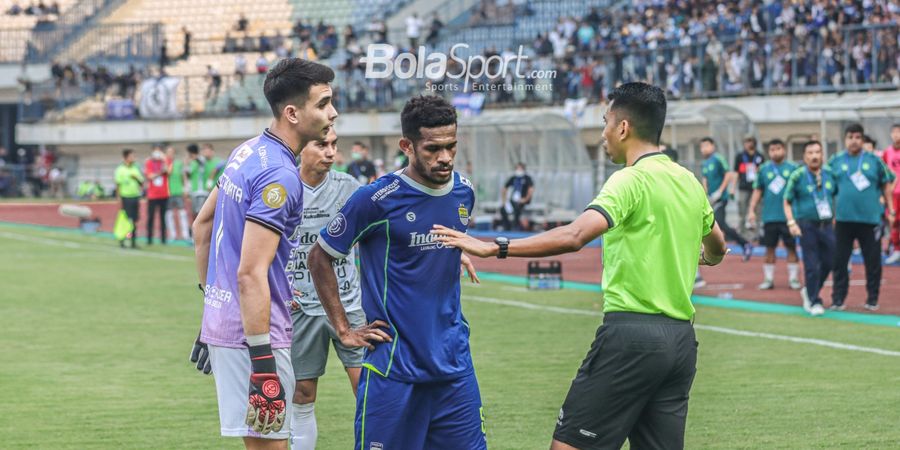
763;263;775;281
788;263;799;280
291;402;317;450
178;209;190;240
165;210;175;241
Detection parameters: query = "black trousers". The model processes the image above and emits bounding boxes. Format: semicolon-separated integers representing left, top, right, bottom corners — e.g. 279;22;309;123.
121;196;140;247
832;221;882;306
146;198;168;244
798;220;836;305
554;312;697;450
500;202;526;231
713;199;748;246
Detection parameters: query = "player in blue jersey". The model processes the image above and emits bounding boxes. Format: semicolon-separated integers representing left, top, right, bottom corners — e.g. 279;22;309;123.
308;95;485;450
189;58;389;450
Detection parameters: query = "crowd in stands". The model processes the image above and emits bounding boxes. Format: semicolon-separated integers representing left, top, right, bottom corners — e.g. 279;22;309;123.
20;0;900;120
529;0;900;103
5;1;60;18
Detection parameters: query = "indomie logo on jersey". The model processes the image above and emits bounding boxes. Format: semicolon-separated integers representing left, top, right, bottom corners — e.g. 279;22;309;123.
408;231;445;250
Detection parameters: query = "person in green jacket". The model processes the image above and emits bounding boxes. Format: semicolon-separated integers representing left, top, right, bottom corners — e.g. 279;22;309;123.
165;144;191;241
114;148;144;248
186;144;206;217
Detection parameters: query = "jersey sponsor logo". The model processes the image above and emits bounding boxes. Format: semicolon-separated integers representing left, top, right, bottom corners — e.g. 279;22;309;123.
327;213;348;237
258;145;269;169
203;285;234;309
458;204;469;226
369;443;383;450
409;231;446;250
288;227;320;245
579;429;598;438
219;174;244;203
262;183;287;208
406;211;416;222
371;179;400;201
225;144;254;172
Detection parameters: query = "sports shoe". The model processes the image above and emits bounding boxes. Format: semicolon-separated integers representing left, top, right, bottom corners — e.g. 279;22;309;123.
829;303;846;311
758;279;774;290
810;303;825;316
800;289;811;313
863;303;879;311
886;251;900;265
789;278;802;290
742;243;753;262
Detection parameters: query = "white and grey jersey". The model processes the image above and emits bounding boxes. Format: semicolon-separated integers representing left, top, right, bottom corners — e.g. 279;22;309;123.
286;170;362;316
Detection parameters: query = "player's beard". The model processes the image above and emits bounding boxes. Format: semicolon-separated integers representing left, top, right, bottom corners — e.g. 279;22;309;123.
413;156;453;186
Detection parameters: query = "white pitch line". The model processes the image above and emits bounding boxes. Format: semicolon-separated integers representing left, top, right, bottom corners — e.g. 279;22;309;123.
0;230;194;262
462;295;900;357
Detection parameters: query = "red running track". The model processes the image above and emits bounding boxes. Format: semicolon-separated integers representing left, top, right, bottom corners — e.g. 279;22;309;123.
1;201;897;315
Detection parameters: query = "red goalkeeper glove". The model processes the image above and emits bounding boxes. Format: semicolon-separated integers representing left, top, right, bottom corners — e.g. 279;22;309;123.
245;343;286;434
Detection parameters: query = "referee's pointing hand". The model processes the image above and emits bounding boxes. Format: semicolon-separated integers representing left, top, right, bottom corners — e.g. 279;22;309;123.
431;225;496;258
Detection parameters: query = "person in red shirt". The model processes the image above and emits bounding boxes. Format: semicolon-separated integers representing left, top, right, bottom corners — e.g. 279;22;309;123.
883;124;900;264
144;146;170;245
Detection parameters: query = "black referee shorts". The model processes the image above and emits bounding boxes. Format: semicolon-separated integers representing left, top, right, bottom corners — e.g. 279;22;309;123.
761;222;796;249
554;312;697;450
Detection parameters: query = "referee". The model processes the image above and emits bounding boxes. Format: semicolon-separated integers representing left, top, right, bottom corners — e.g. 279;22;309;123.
434;82;728;450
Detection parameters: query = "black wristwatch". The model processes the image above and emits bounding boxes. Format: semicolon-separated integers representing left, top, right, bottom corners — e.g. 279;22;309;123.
494;237;509;259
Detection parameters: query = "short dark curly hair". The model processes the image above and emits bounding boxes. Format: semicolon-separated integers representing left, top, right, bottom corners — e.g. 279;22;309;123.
400;95;457;144
263;58;335;118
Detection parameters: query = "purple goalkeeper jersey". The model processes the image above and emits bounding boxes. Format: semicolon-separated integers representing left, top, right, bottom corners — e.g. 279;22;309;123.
200;130;303;349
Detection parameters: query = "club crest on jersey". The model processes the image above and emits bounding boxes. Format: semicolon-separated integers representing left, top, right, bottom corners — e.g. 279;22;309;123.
327;213;347;237
458;204;469;226
262;183;287;208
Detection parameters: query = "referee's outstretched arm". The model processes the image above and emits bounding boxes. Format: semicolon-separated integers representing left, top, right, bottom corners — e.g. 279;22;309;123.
431;209;608;258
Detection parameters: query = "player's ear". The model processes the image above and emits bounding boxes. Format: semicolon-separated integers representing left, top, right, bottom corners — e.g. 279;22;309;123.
282;103;300;125
618;119;629;142
399;137;414;156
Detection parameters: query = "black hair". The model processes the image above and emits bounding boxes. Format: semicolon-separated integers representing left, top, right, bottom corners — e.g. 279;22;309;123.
263;58;335;118
892;123;900;130
700;137;715;145
803;140;822;151
607;82;667;145
122;148;134;158
187;143;199;154
352;141;364;147
844;123;864;136
400;95;457;143
863;134;877;146
767;138;785;148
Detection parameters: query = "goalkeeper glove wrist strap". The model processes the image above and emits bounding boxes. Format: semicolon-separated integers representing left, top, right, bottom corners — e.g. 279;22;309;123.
248;343;276;374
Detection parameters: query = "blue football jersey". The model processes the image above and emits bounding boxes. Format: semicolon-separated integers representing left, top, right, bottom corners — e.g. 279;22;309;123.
318;171;476;382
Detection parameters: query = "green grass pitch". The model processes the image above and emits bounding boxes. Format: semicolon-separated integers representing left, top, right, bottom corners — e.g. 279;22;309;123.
1;224;899;449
